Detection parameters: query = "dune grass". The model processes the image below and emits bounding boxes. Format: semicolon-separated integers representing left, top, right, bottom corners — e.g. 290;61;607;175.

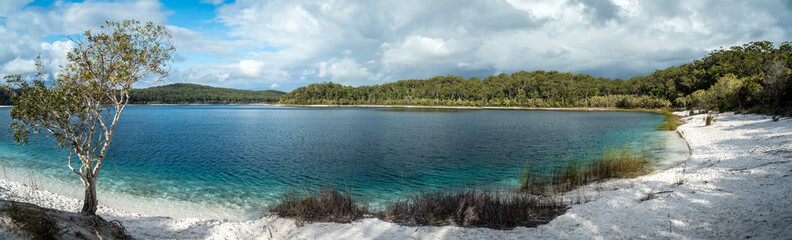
658;110;681;131
377;189;566;229
521;145;652;194
269;184;368;226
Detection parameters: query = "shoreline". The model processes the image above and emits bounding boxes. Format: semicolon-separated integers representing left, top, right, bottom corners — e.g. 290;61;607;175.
1;112;790;239
94;103;674;113
273;103;673;112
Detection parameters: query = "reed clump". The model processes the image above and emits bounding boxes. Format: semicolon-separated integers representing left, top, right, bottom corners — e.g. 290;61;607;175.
704;114;716;126
658;110;681;131
521;145;652;194
269;184;368;225
377;189;566;229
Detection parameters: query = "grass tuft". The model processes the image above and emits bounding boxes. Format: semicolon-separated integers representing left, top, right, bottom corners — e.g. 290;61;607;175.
704;114;715;126
269;184;368;226
2;202;59;240
658;110;681;131
520;145;652;194
377;189;566;229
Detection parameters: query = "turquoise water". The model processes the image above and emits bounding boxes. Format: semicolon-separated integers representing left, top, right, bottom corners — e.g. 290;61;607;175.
0;105;683;219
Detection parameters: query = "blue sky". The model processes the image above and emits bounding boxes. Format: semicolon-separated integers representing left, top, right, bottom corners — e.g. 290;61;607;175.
1;0;791;91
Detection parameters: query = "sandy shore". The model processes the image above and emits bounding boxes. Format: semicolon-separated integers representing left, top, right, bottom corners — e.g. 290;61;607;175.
272;103;664;112
1;112;791;239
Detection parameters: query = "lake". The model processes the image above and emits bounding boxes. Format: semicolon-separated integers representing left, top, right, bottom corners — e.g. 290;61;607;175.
0;105;687;219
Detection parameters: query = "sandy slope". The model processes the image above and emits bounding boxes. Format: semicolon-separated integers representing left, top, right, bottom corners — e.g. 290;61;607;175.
1;112;791;239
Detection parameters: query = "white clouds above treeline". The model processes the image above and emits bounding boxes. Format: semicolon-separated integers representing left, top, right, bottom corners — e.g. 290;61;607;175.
1;0;791;90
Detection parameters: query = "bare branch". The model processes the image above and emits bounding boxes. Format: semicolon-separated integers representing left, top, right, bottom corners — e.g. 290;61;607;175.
67;151;87;187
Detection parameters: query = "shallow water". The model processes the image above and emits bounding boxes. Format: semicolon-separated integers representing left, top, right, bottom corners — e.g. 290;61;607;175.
0;105;686;219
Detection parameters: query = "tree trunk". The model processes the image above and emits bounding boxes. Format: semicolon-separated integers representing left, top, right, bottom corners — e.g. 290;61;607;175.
81;176;98;215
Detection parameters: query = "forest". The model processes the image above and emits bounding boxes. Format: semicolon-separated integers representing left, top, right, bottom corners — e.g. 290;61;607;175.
280;41;792;115
128;83;284;104
0;83;286;105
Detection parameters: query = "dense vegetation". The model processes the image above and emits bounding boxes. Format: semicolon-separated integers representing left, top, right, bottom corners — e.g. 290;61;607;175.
280;73;672;108
281;41;792;115
128;83;285;104
0;83;285;105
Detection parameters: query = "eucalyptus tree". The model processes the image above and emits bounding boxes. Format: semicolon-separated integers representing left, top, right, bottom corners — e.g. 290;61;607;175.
4;20;174;215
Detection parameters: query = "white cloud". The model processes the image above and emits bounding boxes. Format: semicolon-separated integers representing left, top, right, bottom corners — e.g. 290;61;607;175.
0;0;33;17
38;40;77;77
167;26;253;58
3;0;167;39
0;0;168;79
59;0;166;34
239;59;265;77
505;0;571;19
270;83;280;88
382;36;457;65
316;58;375;83
1;57;35;73
200;0;225;6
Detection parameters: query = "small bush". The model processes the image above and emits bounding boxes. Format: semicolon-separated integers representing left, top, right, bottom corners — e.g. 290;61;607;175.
2;202;58;240
270;184;368;225
521;146;652;194
378;189;566;229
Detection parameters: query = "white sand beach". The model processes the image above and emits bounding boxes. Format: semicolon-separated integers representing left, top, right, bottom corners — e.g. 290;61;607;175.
1;112;791;239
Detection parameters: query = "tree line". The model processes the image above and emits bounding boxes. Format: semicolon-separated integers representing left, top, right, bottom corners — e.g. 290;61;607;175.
0;83;286;105
280;41;792;115
128;83;285;104
129;83;285;104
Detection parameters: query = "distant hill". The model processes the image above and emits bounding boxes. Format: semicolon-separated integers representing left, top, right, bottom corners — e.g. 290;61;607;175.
129;83;285;104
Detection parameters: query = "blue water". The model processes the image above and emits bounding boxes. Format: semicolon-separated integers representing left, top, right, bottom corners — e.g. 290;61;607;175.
0;105;678;219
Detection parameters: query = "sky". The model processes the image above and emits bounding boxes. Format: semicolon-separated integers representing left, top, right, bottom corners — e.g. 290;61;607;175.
0;0;791;91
